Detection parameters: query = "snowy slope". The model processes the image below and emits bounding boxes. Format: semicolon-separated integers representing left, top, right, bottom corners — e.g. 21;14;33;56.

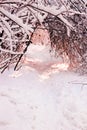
0;44;87;130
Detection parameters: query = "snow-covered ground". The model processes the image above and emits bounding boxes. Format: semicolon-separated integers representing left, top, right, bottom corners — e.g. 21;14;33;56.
0;44;87;130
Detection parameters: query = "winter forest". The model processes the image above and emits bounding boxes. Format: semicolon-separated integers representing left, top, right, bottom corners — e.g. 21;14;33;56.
0;0;87;130
0;0;87;72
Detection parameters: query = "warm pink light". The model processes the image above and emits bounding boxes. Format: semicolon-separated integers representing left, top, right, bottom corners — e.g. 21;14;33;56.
51;63;69;71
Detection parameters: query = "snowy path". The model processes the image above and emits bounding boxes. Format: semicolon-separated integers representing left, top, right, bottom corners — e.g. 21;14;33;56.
0;44;87;130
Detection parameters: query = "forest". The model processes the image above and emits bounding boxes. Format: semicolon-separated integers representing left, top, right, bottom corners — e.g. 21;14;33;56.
0;0;87;73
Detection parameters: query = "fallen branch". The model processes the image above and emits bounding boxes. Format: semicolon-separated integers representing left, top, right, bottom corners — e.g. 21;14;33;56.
68;82;87;85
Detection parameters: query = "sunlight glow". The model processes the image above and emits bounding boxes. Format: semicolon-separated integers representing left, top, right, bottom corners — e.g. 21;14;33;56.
10;56;69;81
23;57;42;64
9;71;23;78
39;63;69;81
39;74;50;81
51;63;69;70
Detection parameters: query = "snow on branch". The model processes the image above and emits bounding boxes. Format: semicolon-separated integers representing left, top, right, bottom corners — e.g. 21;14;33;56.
0;7;33;34
0;0;86;72
0;47;23;55
0;0;26;5
27;3;74;29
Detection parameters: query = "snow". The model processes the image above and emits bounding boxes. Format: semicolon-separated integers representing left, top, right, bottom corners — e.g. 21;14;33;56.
30;3;74;29
0;7;33;34
0;44;87;130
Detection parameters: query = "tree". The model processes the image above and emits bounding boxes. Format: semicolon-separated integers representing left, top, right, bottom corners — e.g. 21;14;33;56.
0;0;87;73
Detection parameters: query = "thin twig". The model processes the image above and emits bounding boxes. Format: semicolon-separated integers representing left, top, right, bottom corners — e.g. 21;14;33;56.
14;39;32;71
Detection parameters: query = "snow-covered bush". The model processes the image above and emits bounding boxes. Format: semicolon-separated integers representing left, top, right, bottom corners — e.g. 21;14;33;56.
0;0;87;73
